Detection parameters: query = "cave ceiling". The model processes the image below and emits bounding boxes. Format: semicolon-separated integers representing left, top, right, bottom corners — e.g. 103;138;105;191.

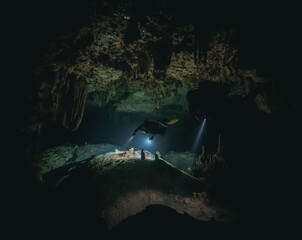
14;0;298;131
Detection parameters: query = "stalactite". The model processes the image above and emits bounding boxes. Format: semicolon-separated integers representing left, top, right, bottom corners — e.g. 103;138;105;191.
50;70;88;131
62;76;89;131
194;23;203;65
217;133;221;153
50;68;69;123
34;122;43;184
150;55;155;73
198;32;202;65
194;21;212;66
194;23;198;65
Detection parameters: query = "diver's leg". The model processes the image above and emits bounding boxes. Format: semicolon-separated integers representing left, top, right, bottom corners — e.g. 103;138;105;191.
132;126;140;136
132;124;144;137
149;135;154;141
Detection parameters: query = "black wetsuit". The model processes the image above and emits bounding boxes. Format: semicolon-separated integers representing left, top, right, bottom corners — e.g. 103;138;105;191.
132;120;167;139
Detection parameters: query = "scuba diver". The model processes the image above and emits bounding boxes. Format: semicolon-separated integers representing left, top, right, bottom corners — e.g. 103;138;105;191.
132;119;179;141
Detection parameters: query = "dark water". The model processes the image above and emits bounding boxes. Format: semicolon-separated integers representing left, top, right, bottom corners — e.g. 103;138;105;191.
60;103;211;155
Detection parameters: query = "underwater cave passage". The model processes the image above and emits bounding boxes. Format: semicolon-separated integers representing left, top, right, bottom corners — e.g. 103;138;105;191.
11;0;298;238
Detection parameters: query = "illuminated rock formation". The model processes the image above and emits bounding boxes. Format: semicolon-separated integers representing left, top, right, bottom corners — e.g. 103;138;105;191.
28;0;289;133
41;144;226;232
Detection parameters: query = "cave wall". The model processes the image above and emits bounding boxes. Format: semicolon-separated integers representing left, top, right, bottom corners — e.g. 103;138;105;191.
9;0;298;157
6;1;299;236
19;0;298;133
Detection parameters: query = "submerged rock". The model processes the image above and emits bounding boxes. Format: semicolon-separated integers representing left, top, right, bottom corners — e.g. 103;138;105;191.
41;144;227;232
163;151;197;172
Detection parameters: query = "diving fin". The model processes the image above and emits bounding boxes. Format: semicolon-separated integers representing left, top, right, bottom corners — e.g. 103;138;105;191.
165;119;179;125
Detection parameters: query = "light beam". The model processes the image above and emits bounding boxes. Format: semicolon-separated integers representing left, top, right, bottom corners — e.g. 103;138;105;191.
191;119;207;153
123;135;134;147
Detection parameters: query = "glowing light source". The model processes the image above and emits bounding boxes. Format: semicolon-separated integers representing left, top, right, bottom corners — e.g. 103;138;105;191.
146;138;152;144
191;119;207;153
